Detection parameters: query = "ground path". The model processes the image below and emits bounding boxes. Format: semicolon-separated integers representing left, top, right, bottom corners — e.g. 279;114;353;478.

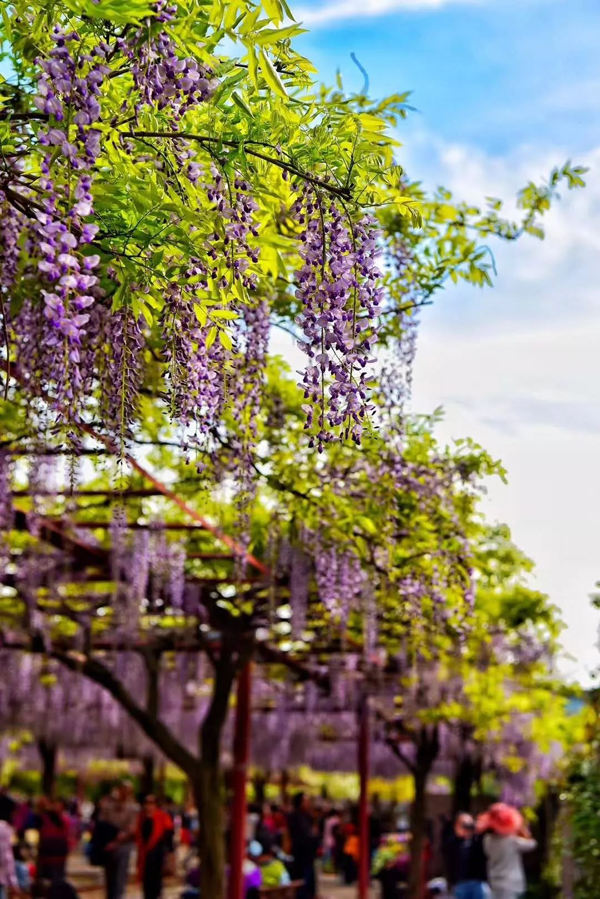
66;853;362;899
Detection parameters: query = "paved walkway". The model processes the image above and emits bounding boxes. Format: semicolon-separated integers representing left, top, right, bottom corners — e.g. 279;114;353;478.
66;856;365;899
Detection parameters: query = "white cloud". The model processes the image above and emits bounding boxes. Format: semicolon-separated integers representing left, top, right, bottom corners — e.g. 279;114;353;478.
413;323;600;684
403;135;600;683
272;134;600;683
274;135;600;683
295;0;479;26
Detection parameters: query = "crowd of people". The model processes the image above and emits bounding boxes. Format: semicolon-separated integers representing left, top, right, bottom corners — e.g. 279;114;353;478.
0;784;176;899
441;804;537;899
0;781;536;899
240;795;538;899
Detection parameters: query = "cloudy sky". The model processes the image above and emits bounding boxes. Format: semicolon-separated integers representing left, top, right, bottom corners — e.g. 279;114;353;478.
289;0;600;682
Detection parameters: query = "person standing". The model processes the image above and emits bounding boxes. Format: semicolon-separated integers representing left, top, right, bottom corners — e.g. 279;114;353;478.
481;803;537;899
287;793;318;899
136;795;174;899
444;813;488;899
99;784;139;899
35;797;71;886
0;817;17;899
322;808;340;873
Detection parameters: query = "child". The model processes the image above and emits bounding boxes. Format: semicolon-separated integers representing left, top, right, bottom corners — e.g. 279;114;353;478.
250;838;291;888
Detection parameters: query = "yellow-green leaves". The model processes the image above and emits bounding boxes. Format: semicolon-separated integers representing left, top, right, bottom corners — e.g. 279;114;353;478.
258;49;288;97
254;23;306;44
63;0;155;24
261;0;294;24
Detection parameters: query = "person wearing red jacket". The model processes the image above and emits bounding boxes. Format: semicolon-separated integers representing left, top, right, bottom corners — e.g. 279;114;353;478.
136;796;174;899
35;798;71;886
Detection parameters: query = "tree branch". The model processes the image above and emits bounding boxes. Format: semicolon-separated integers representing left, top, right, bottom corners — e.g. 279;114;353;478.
130;132;352;201
200;636;239;765
141;646;161;720
53;649;197;774
386;736;416;774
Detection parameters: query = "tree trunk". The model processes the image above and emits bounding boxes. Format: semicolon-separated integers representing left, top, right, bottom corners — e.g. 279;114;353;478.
280;769;289;806
38;738;57;797
195;755;226;899
253;772;267;806
141;755;155;796
408;765;428;899
452;752;478;817
158;760;167;802
407;725;439;899
196;646;239;899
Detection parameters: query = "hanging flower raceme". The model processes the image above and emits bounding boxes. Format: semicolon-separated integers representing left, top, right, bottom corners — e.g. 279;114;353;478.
27;27;110;412
103;310;145;446
0;452;13;578
0;196;24;304
289;546;312;639
123;0;218;120
160;275;225;442
227;299;270;574
203;167;260;292
293;188;384;449
296;530;366;628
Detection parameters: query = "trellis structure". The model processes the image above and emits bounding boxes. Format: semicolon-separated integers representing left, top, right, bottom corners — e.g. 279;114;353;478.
1;424;393;899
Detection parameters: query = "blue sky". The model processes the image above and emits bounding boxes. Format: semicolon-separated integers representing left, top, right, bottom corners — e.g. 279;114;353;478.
296;0;600;157
277;0;600;682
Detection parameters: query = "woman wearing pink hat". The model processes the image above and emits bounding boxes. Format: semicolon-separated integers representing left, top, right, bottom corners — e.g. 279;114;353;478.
479;804;537;899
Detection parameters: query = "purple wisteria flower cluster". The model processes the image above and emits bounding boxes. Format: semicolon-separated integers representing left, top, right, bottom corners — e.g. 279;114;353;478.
160;274;225;441
228;299;270;574
107;513;190;634
103;310;146;443
0;199;23;301
286;530;366;630
202;166;261;292
30;27;109;409
293;188;384;450
124;1;218;119
0;453;13;578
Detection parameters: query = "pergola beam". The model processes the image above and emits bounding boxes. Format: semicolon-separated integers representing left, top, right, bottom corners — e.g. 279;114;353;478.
13;488;164;498
46;520;207;531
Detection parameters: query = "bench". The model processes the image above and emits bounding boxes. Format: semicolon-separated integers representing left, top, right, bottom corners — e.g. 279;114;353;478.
259;879;304;899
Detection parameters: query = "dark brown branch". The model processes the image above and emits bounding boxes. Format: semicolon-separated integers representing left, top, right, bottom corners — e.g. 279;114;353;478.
141;647;161;720
131;132;352;201
386;736;416;774
53;648;197;774
256;641;330;691
12;488;164;498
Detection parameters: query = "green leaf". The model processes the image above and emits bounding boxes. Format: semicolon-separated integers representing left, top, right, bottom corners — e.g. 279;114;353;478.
246;43;258;88
219;329;233;350
210;309;238;320
261;0;284;24
139;303;154;327
258;49;287;98
194;305;208;327
231;91;254;118
254;24;306;45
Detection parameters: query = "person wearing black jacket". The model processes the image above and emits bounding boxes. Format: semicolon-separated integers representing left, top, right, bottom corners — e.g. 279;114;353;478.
444;814;488;899
287;794;318;899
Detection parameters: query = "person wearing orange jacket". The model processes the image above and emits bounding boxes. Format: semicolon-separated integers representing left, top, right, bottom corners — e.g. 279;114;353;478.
136;796;174;899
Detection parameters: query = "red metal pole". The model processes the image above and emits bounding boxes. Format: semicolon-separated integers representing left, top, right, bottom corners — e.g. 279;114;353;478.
358;694;370;899
228;663;252;899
